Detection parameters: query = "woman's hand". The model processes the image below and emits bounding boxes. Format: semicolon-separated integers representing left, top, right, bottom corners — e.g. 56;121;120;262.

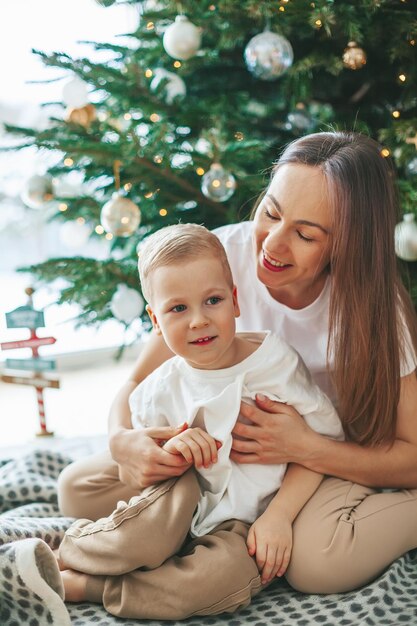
231;394;316;465
110;424;192;489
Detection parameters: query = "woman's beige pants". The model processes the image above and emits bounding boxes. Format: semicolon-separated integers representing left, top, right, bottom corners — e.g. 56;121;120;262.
58;451;417;601
58;462;262;619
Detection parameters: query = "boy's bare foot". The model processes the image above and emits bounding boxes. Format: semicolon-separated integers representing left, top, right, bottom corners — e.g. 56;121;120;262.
53;548;66;571
61;569;89;603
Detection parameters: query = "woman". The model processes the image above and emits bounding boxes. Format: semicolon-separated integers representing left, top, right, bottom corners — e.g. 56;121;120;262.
58;131;417;594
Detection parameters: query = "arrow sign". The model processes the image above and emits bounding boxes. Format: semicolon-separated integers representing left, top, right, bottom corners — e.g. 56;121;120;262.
1;336;56;351
5;358;56;372
1;374;60;389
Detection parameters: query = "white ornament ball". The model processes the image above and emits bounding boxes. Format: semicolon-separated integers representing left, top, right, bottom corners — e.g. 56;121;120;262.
395;214;417;261
100;192;141;237
62;77;89;109
163;15;202;61
110;284;145;324
21;174;54;209
244;30;293;80
59;220;91;249
150;68;186;104
286;108;313;132
406;156;417;177
201;163;236;203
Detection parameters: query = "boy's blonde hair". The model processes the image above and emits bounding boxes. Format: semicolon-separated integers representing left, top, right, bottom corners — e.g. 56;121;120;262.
138;223;234;303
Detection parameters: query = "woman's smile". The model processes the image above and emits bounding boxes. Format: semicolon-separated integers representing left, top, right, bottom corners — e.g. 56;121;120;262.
262;249;292;271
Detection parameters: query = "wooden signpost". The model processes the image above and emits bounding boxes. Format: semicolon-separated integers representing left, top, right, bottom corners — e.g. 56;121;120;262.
1;288;60;436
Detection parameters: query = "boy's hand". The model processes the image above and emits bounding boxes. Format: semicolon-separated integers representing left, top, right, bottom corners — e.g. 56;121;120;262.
163;427;220;468
246;509;292;584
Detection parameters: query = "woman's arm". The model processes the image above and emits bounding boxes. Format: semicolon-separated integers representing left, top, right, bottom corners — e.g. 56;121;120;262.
108;331;191;489
231;372;417;489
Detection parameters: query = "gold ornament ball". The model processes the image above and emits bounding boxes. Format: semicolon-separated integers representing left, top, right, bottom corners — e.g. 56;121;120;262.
100;193;141;237
343;41;367;70
65;103;96;128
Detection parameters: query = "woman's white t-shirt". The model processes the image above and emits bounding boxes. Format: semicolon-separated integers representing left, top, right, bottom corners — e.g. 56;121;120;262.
215;221;417;407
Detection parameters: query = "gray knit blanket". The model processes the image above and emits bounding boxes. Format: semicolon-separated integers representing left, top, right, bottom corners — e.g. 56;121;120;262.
0;450;416;625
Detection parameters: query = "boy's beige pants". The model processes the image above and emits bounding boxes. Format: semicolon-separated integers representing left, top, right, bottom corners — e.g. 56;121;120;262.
59;465;262;619
58;451;417;613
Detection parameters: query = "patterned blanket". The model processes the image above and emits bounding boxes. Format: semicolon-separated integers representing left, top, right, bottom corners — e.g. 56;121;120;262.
0;450;416;625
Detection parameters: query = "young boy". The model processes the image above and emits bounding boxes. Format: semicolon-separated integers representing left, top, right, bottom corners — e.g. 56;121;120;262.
58;223;343;620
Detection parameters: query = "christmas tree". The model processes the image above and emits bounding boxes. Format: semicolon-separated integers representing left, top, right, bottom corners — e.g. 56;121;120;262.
4;0;417;335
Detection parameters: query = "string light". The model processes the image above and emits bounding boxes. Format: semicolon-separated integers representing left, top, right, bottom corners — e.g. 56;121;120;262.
398;73;407;82
150;113;160;122
409;39;416;46
159;208;168;216
196;167;205;175
105;233;113;240
58;203;68;212
234;132;244;141
124;113;132;120
153;155;163;163
64;158;74;166
392;110;401;119
95;225;105;234
145;69;153;78
76;217;85;225
209;4;216;10
279;6;285;11
381;148;391;157
315;19;322;28
173;61;182;68
144;191;153;198
146;22;154;30
124;183;132;191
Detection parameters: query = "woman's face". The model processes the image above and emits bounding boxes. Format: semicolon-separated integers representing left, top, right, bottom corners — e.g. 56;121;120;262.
253;163;332;306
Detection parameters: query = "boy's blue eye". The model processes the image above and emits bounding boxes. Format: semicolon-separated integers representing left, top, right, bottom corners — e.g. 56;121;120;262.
171;304;186;312
206;296;222;305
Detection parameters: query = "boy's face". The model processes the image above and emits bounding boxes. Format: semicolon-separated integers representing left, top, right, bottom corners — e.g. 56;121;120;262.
146;255;240;370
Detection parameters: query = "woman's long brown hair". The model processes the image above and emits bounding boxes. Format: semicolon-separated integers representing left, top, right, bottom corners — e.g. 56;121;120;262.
273;131;417;445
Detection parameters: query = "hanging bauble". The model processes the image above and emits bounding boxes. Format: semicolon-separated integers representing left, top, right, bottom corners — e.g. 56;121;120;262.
286;105;313;132
394;214;417;261
163;15;202;61
21;174;54;209
110;284;145;324
59;220;91;249
65;103;96;128
201;163;236;203
406;156;417;177
100;192;141;237
244;30;293;80
342;42;367;70
150;68;186;105
62;77;89;108
94;0;117;6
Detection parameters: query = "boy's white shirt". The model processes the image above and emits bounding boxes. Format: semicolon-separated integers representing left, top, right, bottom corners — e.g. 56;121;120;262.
130;330;344;537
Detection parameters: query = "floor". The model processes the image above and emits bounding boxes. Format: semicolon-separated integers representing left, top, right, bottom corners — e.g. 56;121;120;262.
0;350;139;460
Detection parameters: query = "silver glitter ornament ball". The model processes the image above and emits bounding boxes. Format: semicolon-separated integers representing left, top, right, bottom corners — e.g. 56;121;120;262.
201;163;236;202
100;192;141;237
21;174;54;209
244;30;293;81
